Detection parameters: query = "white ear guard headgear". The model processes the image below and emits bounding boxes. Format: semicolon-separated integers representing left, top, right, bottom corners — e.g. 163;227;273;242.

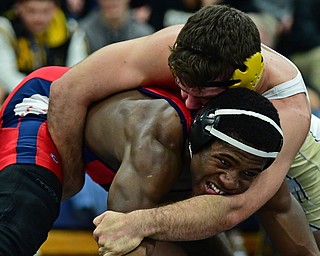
189;108;283;159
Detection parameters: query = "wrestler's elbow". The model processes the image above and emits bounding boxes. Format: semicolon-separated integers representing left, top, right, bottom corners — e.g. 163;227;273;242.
61;172;85;200
221;201;248;232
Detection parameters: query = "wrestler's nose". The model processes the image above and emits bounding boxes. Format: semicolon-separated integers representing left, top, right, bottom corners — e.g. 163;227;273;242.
183;93;209;110
219;171;239;190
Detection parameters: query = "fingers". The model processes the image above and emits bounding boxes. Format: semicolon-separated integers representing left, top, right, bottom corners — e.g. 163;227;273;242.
98;245;124;256
93;211;108;226
98;246;106;256
93;226;102;243
99;246;114;256
99;246;111;256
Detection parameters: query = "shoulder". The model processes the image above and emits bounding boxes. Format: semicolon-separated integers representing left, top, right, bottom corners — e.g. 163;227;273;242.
262;44;298;87
113;90;184;149
152;24;183;42
131;96;184;152
85;91;184;159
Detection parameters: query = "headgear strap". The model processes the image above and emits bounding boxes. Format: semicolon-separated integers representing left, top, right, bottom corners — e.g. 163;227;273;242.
205;52;264;90
229;52;264;90
190;109;283;158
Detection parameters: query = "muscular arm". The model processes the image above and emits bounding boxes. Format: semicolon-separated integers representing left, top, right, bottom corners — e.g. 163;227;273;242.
47;26;181;200
107;136;183;212
258;181;319;256
147;94;311;238
92;97;186;255
93;93;313;255
255;95;318;255
146;93;311;238
103;138;183;255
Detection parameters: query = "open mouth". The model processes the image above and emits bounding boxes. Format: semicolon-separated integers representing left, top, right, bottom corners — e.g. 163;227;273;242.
205;181;225;195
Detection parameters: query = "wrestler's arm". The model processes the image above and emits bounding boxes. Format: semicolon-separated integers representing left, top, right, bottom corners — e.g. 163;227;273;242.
95;114;185;255
106;136;183;212
142;94;311;239
255;95;318;255
103;148;182;256
92;93;313;255
257;181;319;255
48;26;180;200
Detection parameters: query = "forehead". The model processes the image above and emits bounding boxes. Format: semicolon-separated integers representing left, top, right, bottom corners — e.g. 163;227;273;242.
17;0;56;7
202;140;266;168
179;83;226;98
17;0;56;15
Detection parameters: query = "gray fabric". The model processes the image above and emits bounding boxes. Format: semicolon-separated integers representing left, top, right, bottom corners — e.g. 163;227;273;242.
79;10;154;54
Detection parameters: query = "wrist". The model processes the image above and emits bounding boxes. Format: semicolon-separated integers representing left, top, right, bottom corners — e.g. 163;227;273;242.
129;209;157;238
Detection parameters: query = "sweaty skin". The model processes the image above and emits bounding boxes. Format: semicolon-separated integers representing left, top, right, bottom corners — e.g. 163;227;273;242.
48;25;316;255
86;90;188;255
86;90;236;256
48;26;180;199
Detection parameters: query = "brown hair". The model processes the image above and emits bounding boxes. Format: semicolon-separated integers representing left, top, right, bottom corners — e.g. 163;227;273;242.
168;5;261;89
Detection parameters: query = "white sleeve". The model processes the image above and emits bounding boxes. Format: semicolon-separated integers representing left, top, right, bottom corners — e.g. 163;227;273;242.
0;17;26;92
66;28;89;67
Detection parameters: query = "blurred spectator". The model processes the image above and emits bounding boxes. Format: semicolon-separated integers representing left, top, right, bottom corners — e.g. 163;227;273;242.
61;0;96;20
130;0;152;25
66;0;154;66
162;0;202;28
0;0;71;100
129;0;203;31
60;0;97;33
139;0;293;47
308;87;320;118
221;0;294;48
61;0;154;228
277;0;320;96
0;0;14;15
136;0;202;31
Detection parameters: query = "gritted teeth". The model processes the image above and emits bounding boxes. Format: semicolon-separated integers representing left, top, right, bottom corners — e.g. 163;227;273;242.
207;182;225;195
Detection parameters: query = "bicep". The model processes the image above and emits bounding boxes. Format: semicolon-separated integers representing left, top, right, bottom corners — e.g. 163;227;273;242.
107;139;182;212
272;94;310;165
254;94;312;199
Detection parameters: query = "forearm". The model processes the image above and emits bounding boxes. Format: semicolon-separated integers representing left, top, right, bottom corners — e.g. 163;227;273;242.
136;164;289;241
93;195;236;256
133;195;243;241
258;192;319;256
48;87;86;200
48;43;143;192
93;169;285;255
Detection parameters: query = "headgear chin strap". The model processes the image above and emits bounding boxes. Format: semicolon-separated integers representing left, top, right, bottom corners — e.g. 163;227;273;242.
189;109;283;158
230;52;264;90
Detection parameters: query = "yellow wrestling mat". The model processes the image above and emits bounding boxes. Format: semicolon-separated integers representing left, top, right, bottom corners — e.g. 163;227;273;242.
38;229;98;256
